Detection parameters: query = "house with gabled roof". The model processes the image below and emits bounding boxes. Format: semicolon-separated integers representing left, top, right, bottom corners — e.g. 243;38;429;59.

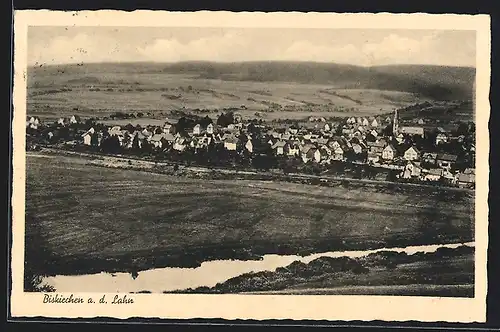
70;115;81;124
332;145;346;161
285;142;300;157
368;146;383;163
351;143;364;155
382;144;397;161
342;126;354;135
223;136;238;151
424;168;443;181
401;161;422;179
141;128;153;139
150;134;165;148
244;139;253;153
163;122;174;134
304;148;321;163
347;117;356;124
435;132;449;145
82;127;95;146
403;146;420;161
456;172;475;188
436;153;458;170
108;126;122;137
193;124;202;135
422;152;438;165
57;117;68;126
173;137;187;151
206;123;214;134
319;144;332;156
272;140;286;155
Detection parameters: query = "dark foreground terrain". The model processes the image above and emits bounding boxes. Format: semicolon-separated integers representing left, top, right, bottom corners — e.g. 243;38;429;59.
25;152;474;292
171;245;474;297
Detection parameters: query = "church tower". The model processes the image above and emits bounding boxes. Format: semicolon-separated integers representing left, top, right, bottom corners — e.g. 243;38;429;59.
392;109;399;137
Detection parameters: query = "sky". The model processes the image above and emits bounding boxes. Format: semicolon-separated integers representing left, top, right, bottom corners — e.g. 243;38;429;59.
27;27;476;67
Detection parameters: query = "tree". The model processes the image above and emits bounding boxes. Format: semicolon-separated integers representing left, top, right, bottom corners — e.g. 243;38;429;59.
456;121;469;136
200;115;213;128
90;132;99;147
85;118;96;127
176;116;196;135
216;112;235;128
101;135;121;154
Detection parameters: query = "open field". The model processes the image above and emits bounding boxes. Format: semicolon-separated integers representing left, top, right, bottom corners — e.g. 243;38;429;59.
26;153;474;277
26;61;474;122
27;72;422;121
179;245;474;297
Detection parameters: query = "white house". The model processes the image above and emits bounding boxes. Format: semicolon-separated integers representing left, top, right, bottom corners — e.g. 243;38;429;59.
401;161;422;179
332;146;345;161
173;138;187;151
193;124;201;135
351;143;363;154
27;116;41;129
285;143;300;157
81;127;95;145
70;115;81;124
272;141;286;155
382;145;397;161
245;139;253;153
109;126;122;136
403;146;420;161
150;134;164;148
424;168;443;181
400;126;425;137
206;123;214;134
223;137;238;151
395;132;405;144
435;133;448;145
163;123;173;134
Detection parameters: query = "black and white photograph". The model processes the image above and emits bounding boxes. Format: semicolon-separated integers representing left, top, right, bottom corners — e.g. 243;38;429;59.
11;11;490;322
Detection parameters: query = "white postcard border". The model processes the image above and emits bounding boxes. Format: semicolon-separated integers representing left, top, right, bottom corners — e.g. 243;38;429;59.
11;10;491;323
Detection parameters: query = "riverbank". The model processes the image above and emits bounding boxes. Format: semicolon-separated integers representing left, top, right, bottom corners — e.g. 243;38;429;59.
171;245;474;297
41;242;474;295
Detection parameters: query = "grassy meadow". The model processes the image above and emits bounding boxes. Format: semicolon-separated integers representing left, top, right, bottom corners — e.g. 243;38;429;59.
25;153;474;276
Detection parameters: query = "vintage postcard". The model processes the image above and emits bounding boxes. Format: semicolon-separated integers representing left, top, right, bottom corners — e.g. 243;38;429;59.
11;10;490;322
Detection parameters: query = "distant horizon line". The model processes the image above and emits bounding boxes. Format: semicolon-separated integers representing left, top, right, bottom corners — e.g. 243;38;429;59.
28;60;476;69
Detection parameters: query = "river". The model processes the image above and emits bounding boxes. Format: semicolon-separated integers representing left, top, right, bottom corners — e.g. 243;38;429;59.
42;241;474;293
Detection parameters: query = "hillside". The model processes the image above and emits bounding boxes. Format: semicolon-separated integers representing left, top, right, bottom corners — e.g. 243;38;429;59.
160;61;475;101
29;61;475;101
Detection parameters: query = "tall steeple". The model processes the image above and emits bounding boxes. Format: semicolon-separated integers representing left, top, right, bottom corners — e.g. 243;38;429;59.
392;108;399;137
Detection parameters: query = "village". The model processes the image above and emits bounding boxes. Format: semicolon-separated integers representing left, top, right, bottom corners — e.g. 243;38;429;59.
25;106;476;189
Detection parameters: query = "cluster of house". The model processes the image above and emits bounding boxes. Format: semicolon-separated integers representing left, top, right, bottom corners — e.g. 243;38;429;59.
27;109;475;188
